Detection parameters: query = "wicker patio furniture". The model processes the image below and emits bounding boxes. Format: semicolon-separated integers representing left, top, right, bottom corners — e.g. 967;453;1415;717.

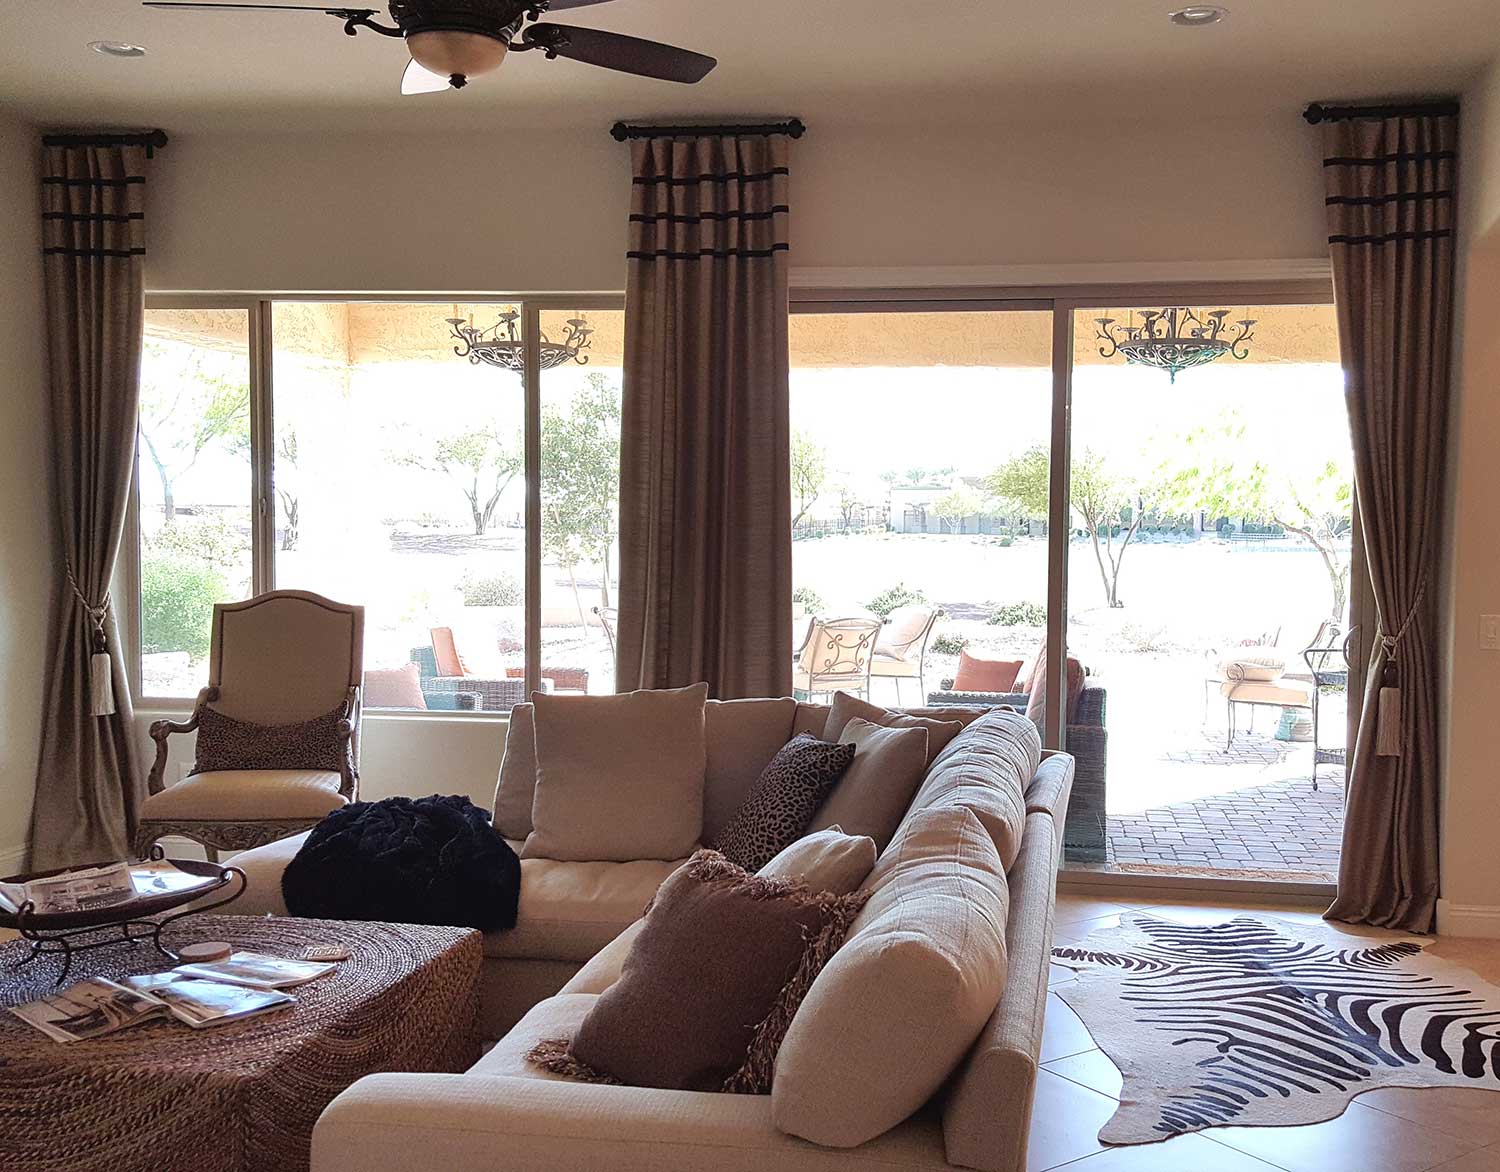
136;591;364;862
0;914;480;1172
408;645;527;712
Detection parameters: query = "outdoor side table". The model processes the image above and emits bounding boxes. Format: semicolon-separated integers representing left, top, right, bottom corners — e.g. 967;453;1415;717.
0;914;481;1172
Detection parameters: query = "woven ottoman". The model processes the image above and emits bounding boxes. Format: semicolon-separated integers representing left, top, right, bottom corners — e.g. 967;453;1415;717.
0;914;481;1172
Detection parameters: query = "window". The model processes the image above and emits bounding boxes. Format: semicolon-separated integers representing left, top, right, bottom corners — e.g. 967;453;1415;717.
137;308;254;697
134;297;621;712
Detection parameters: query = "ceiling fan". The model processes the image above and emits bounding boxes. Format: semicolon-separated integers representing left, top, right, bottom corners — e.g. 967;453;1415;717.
140;0;718;94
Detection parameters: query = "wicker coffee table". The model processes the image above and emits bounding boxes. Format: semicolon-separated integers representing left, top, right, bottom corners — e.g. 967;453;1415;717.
0;914;481;1172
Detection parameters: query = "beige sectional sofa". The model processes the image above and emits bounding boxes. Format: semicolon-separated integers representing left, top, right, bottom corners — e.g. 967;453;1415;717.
227;698;1074;1172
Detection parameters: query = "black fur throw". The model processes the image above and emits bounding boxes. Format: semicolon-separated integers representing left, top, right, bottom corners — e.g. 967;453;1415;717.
282;794;521;931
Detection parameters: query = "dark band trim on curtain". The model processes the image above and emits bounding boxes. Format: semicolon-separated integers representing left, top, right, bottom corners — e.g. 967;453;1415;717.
42;129;169;157
1323;151;1456;168
631;168;789;188
626;243;790;260
629;206;789;225
42;211;145;222
1325;191;1453;207
611;119;805;142
1303;100;1458;125
1326;229;1454;246
41;175;146;188
42;246;147;258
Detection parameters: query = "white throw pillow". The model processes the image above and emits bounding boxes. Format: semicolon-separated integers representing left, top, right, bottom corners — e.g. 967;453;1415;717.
523;683;708;862
1217;651;1287;682
758;826;877;895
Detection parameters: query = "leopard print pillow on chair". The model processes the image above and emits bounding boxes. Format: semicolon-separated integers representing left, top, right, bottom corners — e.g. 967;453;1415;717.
192;704;353;777
710;734;856;872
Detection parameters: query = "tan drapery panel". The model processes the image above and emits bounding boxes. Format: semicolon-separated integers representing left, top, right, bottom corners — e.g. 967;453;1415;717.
1321;109;1456;932
29;141;152;869
615;133;793;699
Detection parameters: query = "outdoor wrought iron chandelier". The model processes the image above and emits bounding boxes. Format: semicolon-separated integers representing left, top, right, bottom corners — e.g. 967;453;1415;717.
1094;307;1256;382
445;308;593;372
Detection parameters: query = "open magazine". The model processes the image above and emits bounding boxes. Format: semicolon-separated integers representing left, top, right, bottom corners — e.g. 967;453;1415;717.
172;950;336;989
8;976;292;1042
0;860;216;917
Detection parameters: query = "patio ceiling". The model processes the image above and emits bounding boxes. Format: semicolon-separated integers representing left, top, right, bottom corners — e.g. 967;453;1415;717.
146;301;1340;369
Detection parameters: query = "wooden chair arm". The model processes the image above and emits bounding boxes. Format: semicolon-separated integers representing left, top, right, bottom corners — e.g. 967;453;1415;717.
336;685;361;799
146;686;218;795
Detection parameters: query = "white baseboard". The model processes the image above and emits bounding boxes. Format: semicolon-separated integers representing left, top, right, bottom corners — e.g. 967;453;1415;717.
0;843;29;876
1437;898;1500;938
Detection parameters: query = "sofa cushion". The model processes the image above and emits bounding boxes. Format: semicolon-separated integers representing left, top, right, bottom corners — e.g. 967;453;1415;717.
470;992;600;1081
702;697;799;843
484;855;689;963
530;851;868;1094
908;709;1039;870
222;829;308;916
952;649;1024;694
792;702;832;739
824;692;964;763
139;769;346;823
524;684;708;863
492;703;537;840
808;719;930;851
772;806;1009;1149
711;735;854;872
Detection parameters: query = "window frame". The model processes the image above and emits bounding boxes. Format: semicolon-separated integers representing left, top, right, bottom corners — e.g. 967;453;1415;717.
130;292;625;714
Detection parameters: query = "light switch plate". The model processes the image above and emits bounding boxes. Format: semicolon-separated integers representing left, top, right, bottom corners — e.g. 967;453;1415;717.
1481;615;1500;651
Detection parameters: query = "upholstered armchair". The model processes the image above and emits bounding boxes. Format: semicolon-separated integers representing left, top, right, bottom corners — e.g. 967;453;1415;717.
133;590;364;861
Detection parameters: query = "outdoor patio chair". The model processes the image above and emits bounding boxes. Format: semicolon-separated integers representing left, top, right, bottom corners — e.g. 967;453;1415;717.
592;605;618;665
409;633;526;712
792;615;882;703
135;590;363;862
868;604;940;705
1303;623;1354;793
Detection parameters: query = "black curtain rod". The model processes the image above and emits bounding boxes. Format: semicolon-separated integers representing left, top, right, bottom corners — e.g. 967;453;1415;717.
610;119;805;142
42;129;169;157
1303;100;1457;125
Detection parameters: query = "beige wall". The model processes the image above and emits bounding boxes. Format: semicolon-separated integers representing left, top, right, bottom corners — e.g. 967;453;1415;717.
0;110;49;873
1441;59;1500;935
145;114;1328;293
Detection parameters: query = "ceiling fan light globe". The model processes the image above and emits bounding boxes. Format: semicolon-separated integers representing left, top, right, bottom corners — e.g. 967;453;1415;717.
406;29;507;86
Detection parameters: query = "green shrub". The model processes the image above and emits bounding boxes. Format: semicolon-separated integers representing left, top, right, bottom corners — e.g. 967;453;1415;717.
792;585;824;613
866;582;928;619
987;601;1047;627
141;553;224;658
998;536;1014;547
461;570;522;607
931;631;969;656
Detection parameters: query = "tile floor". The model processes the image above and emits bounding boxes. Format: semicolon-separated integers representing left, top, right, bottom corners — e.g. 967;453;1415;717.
1036;890;1500;1172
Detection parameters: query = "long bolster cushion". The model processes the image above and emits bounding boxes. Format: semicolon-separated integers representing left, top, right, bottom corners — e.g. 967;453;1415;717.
310;1074;951;1172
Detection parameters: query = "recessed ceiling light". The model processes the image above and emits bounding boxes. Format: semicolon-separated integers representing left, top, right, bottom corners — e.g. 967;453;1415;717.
89;40;148;58
1169;5;1229;26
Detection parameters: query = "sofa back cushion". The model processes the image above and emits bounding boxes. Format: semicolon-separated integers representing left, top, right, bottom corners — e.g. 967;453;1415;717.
523;684;708;862
772;805;1009;1148
906;708;1039;871
824;691;965;762
493;702;538;840
807;718;930;851
702;697;798;842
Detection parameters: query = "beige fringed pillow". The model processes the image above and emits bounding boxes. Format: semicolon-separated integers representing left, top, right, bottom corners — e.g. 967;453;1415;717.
527;849;868;1094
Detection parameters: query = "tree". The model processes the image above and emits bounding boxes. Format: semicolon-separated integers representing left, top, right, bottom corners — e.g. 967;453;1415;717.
989;445;1155;608
399;427;522;535
540;373;622;626
791;430;827;528
137;341;250;524
836;481;860;531
932;486;984;535
275;428;300;551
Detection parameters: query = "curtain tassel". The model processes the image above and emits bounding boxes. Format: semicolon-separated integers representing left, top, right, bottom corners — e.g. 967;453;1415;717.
90;646;116;717
1375;639;1401;758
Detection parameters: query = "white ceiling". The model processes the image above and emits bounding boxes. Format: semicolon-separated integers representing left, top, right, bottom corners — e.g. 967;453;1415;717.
1;0;1497;134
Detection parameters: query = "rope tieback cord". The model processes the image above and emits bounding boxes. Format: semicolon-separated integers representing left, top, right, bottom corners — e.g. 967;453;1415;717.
66;559;116;717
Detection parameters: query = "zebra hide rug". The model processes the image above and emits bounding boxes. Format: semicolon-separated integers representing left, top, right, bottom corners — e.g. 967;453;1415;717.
1050;913;1500;1144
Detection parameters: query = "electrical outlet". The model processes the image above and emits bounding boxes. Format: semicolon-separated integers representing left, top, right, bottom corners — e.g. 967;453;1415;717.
1481;615;1500;651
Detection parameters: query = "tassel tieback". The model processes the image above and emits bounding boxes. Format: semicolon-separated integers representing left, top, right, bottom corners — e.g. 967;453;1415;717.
66;561;115;718
1374;579;1428;760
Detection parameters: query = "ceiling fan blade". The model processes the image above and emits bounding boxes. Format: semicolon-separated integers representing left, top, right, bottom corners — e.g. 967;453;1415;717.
401;57;452;95
142;3;375;12
524;23;715;83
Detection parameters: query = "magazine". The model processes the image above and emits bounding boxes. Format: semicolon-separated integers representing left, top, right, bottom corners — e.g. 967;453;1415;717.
8;979;168;1043
172;950;337;990
0;862;135;916
121;972;294;1028
130;860;218;899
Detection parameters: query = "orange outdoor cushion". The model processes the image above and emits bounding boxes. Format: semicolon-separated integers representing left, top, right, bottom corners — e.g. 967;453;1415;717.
430;626;469;678
952;650;1024;693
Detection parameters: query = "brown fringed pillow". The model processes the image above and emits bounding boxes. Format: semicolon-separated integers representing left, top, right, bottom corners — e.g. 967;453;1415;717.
528;848;868;1095
709;733;856;872
191;704;351;776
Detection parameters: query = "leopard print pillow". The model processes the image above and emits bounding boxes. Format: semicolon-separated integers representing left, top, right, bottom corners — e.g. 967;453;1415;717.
710;734;856;872
192;704;353;777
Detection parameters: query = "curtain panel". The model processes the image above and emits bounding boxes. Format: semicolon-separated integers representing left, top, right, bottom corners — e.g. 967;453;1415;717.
615;133;793;699
29;140;153;869
1320;108;1456;932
